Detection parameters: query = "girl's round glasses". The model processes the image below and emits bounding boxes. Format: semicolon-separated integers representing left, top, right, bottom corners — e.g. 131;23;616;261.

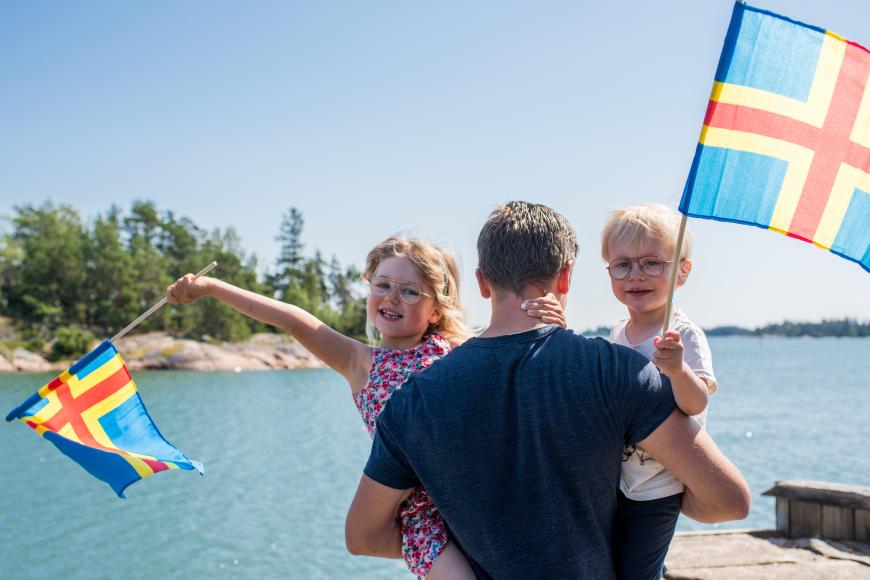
369;276;432;305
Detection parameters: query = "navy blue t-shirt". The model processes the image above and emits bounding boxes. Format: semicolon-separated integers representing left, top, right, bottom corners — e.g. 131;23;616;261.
364;325;676;579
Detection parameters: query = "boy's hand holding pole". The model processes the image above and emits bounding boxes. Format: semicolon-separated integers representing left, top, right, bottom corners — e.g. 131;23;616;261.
654;330;709;416
652;330;686;377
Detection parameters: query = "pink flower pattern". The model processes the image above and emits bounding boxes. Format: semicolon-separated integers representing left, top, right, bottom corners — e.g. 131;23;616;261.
353;334;451;579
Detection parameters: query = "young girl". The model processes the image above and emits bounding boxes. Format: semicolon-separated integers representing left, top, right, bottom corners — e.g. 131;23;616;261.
600;204;718;580
166;235;565;580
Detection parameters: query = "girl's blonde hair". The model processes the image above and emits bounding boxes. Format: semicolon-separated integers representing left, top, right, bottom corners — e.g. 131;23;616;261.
600;203;693;262
363;236;473;345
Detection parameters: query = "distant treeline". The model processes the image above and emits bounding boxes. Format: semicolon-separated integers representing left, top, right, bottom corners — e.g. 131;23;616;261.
705;319;870;337
0;201;366;359
581;319;870;338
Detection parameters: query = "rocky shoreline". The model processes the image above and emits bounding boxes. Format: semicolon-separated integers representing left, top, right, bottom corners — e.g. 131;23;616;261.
0;332;325;373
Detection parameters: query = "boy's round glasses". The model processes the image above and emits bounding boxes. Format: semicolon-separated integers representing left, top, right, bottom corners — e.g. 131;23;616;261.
369;276;432;305
607;257;672;280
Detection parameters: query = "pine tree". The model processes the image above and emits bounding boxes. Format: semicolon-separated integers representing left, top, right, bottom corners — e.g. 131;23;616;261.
270;208;305;301
86;207;138;334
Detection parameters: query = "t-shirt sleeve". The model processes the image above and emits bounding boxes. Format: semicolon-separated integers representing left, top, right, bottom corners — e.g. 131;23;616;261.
678;324;718;394
625;363;677;446
363;397;420;490
602;341;677;447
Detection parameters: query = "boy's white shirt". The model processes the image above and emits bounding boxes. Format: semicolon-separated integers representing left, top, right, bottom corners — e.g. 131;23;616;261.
610;307;718;501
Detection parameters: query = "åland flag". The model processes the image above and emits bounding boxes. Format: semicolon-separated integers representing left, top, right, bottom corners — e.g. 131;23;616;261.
6;340;203;497
681;2;870;272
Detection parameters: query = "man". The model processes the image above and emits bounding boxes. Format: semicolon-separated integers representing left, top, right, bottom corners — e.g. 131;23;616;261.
346;201;750;578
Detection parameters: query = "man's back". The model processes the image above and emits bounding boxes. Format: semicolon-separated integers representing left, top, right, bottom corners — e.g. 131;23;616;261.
365;325;675;578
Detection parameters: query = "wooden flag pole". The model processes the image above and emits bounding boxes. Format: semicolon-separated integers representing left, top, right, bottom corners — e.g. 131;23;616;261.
662;215;688;334
110;261;218;343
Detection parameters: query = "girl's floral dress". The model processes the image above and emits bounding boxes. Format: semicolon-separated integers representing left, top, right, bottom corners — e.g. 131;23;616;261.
352;333;451;579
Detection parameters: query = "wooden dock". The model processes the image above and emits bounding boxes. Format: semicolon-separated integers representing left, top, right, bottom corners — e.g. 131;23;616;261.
665;480;870;579
665;529;870;579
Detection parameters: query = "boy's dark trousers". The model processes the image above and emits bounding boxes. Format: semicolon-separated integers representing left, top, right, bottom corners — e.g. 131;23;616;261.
613;490;682;580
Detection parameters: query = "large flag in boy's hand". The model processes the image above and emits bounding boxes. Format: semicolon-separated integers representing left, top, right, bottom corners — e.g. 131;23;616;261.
6;340;203;497
681;2;870;272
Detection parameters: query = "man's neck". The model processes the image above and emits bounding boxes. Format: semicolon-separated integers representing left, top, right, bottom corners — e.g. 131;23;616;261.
478;289;560;339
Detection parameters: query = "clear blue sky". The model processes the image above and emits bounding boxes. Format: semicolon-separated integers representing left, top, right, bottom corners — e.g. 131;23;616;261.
2;0;868;330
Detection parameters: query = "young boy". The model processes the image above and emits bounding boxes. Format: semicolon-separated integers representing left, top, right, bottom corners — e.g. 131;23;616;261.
601;204;718;580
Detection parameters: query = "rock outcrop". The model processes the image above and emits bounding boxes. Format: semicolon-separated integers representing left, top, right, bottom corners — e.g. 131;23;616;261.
0;332;326;373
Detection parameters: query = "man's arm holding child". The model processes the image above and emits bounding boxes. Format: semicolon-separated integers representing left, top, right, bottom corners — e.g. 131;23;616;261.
652;330;709;416
345;475;413;558
346;396;421;558
638;410;751;523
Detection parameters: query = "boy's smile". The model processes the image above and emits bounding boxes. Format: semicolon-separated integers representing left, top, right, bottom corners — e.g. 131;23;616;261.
624;287;654;299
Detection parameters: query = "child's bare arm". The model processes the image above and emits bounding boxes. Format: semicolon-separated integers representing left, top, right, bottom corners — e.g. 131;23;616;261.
427;542;476;579
345;475;414;558
167;275;372;389
653;330;708;416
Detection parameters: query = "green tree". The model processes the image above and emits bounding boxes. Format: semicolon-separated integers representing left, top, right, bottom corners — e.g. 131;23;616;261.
85;207;139;334
158;211;203;276
171;227;264;342
123;201;172;332
1;201;369;344
6;203;89;329
300;250;329;314
0;219;24;314
328;258;367;339
269;208;305;302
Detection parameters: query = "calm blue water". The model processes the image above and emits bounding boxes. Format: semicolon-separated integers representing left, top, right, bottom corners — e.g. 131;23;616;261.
1;337;868;578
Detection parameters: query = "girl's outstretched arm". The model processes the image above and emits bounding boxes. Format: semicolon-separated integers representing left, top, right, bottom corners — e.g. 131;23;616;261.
167;275;372;390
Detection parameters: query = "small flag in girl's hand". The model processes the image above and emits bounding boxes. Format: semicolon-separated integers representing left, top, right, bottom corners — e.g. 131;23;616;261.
6;340;203;498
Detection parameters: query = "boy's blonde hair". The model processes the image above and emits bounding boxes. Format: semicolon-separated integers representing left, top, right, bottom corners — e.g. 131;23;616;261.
363;236;473;345
601;204;693;262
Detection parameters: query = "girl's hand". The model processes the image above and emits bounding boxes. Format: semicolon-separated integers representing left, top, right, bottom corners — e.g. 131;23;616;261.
652;330;685;377
521;293;567;329
166;274;213;304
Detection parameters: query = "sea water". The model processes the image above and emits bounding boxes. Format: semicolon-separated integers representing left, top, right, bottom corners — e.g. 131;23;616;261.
0;337;867;578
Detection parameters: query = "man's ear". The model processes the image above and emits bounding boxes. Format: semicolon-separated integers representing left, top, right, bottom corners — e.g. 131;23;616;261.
557;260;575;295
476;268;492;299
677;259;692;286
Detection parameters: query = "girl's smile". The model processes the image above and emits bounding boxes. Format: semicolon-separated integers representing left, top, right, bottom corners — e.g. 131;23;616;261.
378;307;403;321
